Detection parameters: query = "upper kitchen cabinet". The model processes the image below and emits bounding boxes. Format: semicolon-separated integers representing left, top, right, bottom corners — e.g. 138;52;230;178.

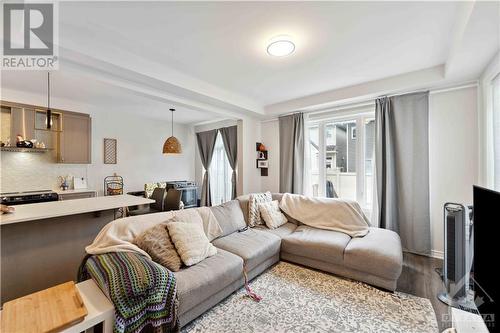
59;112;91;164
1;101;92;163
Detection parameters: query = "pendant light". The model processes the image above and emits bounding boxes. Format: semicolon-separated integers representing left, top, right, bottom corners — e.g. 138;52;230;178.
46;71;52;129
163;108;182;154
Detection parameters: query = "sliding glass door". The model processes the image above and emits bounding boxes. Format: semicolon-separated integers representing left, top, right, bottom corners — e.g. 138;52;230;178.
307;111;375;213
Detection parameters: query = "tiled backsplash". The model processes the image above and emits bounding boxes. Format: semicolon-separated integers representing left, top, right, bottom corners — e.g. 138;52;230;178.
0;152;87;193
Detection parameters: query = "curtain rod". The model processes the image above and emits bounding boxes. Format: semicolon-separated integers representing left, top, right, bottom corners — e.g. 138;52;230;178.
264;81;478;122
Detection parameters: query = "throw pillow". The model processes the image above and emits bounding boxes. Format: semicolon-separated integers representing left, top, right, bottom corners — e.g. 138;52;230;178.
259;200;288;229
133;222;183;271
171;208;223;241
209;200;247;237
166;221;217;266
248;192;272;226
194;207;224;241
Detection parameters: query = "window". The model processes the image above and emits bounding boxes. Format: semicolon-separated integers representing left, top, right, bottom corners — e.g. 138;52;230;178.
210;132;232;205
306;110;375;212
493;74;500;190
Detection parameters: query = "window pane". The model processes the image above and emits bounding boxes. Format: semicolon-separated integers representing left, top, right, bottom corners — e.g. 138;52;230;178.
325;121;356;200
210;133;232;205
494;74;500;190
365;118;375;206
308;126;320;197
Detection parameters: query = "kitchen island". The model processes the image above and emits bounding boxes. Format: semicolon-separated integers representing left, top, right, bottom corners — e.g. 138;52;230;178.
0;194;153;304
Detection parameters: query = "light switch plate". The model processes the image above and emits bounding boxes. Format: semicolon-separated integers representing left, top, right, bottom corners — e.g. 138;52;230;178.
74;177;88;190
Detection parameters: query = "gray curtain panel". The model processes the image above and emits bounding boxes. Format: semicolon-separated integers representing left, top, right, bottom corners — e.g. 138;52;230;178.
220;125;238;199
375;92;431;255
196;129;219;206
279;113;305;194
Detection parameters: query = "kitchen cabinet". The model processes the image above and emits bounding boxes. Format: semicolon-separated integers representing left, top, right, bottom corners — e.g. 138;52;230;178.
59;113;91;164
10;107;35;142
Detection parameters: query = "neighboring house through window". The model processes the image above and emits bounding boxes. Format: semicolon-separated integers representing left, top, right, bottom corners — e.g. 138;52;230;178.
307;108;375;213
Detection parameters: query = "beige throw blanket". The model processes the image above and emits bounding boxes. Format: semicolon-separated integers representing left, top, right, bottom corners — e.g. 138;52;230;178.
279;193;370;237
85;207;222;258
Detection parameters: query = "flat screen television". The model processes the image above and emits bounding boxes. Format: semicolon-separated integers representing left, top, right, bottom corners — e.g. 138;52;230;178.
473;185;499;332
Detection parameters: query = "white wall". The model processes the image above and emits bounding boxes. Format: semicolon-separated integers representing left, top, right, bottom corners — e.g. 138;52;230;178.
260;120;280;193
240;116;263;194
0;89;196;195
429;86;478;258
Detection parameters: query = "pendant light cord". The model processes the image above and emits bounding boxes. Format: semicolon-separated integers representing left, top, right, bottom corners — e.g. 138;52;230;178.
47;71;50;109
170;108;175;137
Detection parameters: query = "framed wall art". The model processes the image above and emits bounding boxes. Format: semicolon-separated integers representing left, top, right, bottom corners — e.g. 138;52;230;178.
103;138;117;164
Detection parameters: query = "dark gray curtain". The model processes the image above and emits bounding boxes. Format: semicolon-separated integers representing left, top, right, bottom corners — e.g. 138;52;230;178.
279;113;305;194
220;125;238;199
196;129;218;206
375;92;431;255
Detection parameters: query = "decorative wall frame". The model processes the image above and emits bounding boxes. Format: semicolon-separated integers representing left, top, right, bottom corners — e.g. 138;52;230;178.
103;138;117;164
255;142;268;176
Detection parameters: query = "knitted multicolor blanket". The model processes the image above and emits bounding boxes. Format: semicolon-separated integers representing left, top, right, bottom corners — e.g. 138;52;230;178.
79;252;178;333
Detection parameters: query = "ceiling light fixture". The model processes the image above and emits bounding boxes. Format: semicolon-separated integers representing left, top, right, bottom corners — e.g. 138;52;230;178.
267;36;295;57
163;108;182;154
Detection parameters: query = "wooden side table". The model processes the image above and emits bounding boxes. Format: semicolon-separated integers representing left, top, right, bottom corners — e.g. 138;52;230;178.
62;279;114;333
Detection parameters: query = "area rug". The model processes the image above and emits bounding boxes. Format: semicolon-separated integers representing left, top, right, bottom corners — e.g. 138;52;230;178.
182;261;438;333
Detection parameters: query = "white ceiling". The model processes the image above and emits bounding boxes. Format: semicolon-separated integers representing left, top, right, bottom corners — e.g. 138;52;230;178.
1;1;498;122
0;70;223;124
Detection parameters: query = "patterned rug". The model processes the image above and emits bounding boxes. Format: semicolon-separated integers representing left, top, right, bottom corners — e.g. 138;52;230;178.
182;261;438;333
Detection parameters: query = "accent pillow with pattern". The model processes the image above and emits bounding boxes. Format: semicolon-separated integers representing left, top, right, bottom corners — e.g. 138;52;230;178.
259;200;288;229
248;191;272;226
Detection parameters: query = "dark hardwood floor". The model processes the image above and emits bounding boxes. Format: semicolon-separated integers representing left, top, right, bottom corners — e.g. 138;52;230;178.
397;252;451;332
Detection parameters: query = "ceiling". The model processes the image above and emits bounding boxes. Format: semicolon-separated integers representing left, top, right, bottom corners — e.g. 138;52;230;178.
1;1;498;123
1;70;225;124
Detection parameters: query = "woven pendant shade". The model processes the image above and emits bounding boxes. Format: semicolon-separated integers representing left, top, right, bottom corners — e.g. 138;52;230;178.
163;136;182;154
163;108;182;154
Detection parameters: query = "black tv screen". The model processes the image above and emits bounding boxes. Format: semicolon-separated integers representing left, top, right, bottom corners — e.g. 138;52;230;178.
473;185;499;332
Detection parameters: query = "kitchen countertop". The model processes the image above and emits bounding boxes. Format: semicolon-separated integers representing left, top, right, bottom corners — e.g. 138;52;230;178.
0;194;154;225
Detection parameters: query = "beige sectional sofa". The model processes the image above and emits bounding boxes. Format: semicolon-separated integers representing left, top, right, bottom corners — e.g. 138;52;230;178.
174;194;403;327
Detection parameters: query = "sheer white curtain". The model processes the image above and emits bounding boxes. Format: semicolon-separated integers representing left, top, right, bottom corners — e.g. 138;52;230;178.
493;74;500;190
209;132;232;205
303;113;312;196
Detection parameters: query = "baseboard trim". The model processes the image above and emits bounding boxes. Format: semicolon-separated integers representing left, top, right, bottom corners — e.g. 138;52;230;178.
430;250;444;259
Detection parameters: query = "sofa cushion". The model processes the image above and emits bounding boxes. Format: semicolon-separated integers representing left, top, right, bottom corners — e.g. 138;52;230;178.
344;227;403;280
174;248;243;315
281;226;351;265
255;222;297;239
212;229;281;271
209;200;246;237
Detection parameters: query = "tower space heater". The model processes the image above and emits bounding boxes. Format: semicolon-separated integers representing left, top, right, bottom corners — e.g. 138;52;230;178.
438;203;475;310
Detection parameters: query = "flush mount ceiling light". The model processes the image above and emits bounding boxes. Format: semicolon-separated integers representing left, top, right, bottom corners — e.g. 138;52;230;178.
267;36;295;57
